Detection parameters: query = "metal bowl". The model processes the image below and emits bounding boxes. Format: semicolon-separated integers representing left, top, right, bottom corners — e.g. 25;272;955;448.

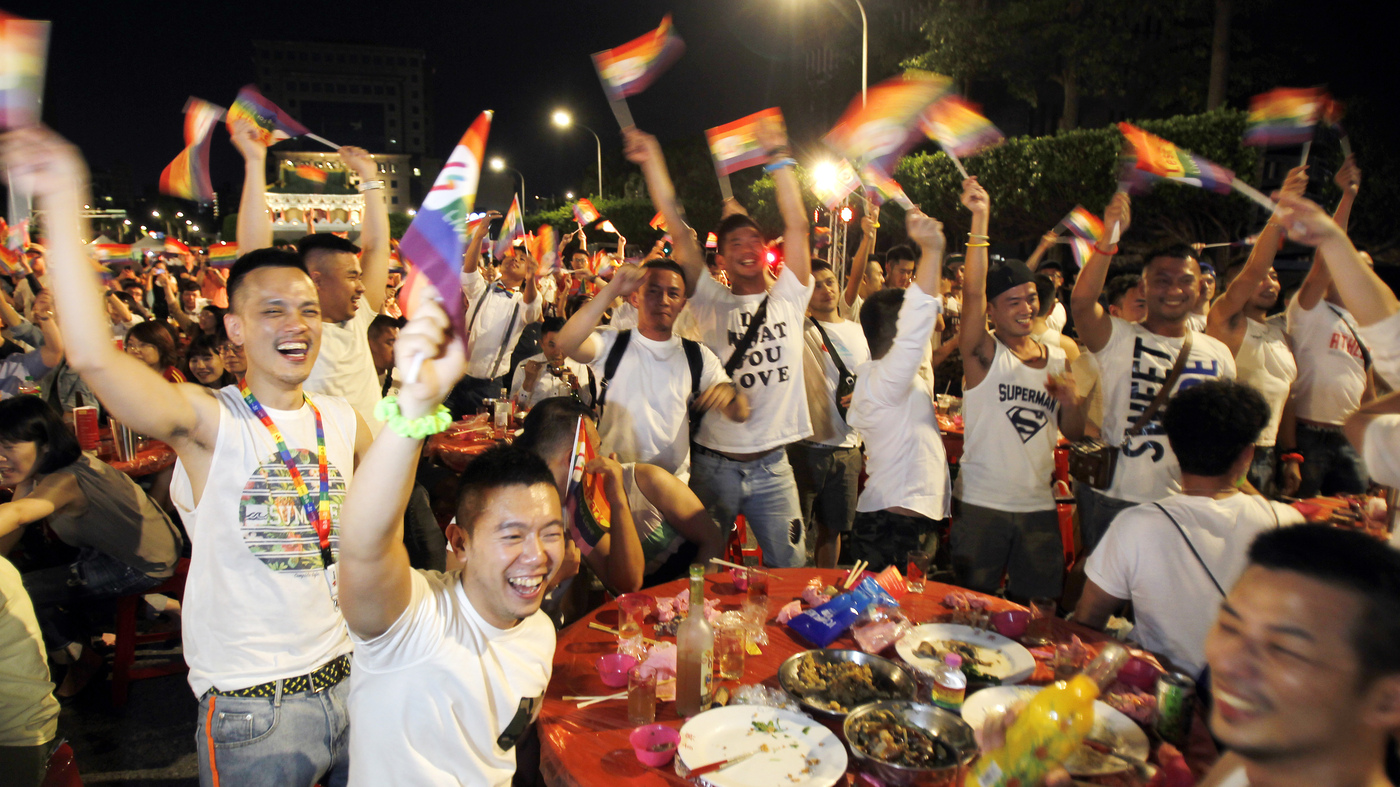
843;700;979;787
777;648;918;719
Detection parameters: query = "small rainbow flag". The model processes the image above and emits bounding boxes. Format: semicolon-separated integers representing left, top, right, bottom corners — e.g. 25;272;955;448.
531;224;560;273
207;242;239;268
591;14;686;103
160;97;225;203
164;238;191;256
649;212;667;232
293;164;328;188
811;158;862;210
0;12;49;130
919;95;1004;158
572;198;602;227
1060;206;1104;243
226;84;309;147
466;214;489;239
93;243;134;262
1244;87;1324;147
1068;236;1095;270
824;70;952;172
493;195;525;259
1118;123;1234;195
704;232;718;249
705;107;785;177
0;244;22;275
858;163;914;210
563;415;612;555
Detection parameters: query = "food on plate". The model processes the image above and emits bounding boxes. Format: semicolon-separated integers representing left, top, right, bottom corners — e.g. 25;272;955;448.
941;591;990;611
1102;682;1158;725
847;709;960;769
792;653;900;712
914;639;1009;683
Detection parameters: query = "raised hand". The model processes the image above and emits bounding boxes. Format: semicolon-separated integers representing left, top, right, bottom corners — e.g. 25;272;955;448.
1280;164;1309;198
755;115;788;153
622;128;662;167
338;145;378;180
1039;231;1059;249
610;263;646;296
720;197;749;219
1335;155;1360;196
393;284;467;416
228;118;266;161
1275;194;1347;247
959;176;990;218
1044;370;1078;408
0;126;89;201
861;206;881;235
1102;192;1131;246
905;209;946;259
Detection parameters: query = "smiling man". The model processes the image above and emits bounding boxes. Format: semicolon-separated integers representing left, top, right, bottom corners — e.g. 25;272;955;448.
1197;525;1400;787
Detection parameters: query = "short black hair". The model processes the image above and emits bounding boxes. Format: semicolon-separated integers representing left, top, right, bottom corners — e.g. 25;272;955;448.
942;259;964;278
516;396;597;461
296;233;361;260
860;287;905;360
811;259;834;275
454;444;559;536
540;316;566;336
1247;525;1400;684
1142;243;1198;271
226;248;310;310
178;279;201;293
0;395;81;475
714;214;762;251
1033;274;1057;318
642;258;686;282
1103;273;1142;309
1039;261;1063;273
367;313;404;340
886;245;917;265
1162;379;1269;476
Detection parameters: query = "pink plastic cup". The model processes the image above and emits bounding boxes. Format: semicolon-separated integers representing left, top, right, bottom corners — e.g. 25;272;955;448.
596;653;639;689
630;724;680;767
992;609;1031;639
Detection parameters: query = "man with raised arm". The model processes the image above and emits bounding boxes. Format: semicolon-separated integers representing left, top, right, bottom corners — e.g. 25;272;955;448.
1282;157;1373;497
335;290;563;785
951;178;1084;601
1207;166;1308;497
1070;193;1236;554
9;126;370;787
646;121;815;568
847;209;949;572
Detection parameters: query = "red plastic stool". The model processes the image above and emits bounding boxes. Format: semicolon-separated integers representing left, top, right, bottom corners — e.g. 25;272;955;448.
111;558;190;707
724;515;763;565
42;740;82;787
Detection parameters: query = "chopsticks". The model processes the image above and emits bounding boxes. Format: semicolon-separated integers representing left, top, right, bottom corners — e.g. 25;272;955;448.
688;748;764;777
563;691;627;708
588;621;658;645
708;557;774;575
843;560;868;590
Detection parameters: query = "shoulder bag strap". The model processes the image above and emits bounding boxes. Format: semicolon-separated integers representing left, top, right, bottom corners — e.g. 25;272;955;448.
722;296;771;378
595;329;633;410
682;339;703;399
487;302;522;381
1153;502;1227;597
808;317;853;382
1325;303;1373;369
1124;331;1193;442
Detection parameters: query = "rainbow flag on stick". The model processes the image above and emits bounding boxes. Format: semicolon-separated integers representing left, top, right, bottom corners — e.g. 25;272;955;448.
226;84;329;149
823;70;952;174
858;163;915;210
93;243;134;262
563;415;613;555
159;97;225;203
492;195;525;259
572;198;602;227
0;244;21;275
207;242;239;268
397;110;492;336
1068;236;1095;271
164;238;191;256
919;95;1003;177
1118;123;1276;212
531;224;560;273
591;14;685;129
1244;87;1324;147
0;12;49;129
292;164;328;191
648;212;667;232
1060;206;1104;243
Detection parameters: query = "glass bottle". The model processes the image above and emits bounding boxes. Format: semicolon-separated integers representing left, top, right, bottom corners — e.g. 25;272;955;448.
676;565;714;717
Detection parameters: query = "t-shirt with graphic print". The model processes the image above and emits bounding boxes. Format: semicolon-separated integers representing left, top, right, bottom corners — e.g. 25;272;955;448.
170;386;357;697
685;264;816;454
1094;318;1236;504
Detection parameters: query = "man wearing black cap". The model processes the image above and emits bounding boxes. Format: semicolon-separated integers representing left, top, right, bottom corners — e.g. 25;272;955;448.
950;178;1085;601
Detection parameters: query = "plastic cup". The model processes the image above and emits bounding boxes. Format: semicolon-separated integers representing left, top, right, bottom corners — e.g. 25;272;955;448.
906;550;931;593
715;612;746;680
629;723;678;767
596;653;638;689
627;666;657;726
1025;596;1057;646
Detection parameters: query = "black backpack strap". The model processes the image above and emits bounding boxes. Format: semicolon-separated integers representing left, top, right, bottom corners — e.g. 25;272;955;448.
595;329;632;411
682;339;703;399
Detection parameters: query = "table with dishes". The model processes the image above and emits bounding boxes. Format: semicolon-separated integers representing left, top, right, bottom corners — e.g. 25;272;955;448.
426;413;505;473
97;432;176;478
538;567;1216;787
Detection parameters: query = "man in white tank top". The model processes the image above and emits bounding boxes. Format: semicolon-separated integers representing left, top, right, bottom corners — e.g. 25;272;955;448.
22;124;374;787
951;178;1085;601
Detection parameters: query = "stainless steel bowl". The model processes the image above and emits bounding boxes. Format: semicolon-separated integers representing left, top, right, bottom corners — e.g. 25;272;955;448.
843;700;979;787
777;649;918;719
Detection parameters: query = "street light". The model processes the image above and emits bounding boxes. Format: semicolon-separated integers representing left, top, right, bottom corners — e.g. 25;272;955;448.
151;210;160;218
565;191;574;200
489;156;526;211
552;110;604;199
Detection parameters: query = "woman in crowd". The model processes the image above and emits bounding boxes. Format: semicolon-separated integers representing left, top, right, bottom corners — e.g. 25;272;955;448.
182;333;236;389
0;396;184;697
122;320;185;383
196;304;224;340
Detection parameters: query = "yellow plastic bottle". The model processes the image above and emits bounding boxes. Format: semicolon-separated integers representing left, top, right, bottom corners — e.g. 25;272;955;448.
965;642;1128;787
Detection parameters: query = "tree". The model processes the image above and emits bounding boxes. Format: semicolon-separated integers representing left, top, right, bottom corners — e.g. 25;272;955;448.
1206;0;1232;109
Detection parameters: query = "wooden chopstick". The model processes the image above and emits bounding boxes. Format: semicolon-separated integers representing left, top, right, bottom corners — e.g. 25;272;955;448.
708;557;774;575
843;560;868;590
588;621;659;645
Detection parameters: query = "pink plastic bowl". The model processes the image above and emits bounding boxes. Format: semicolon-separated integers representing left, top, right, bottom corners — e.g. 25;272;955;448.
630;724;680;767
596;653;639;689
992;609;1031;639
1118;656;1162;691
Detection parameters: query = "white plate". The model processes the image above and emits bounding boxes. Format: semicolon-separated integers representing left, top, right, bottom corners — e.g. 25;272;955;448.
895;623;1036;685
677;705;848;787
960;686;1150;776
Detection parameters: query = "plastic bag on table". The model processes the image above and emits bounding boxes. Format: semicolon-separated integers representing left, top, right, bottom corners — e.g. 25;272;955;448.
851;604;911;655
786;577;899;648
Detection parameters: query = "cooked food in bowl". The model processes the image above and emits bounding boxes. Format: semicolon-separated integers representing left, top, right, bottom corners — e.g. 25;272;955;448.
848;709;961;769
791;652;902;713
915;639;1009;683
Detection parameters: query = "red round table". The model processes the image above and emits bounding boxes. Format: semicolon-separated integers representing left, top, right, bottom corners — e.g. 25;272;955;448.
99;438;176;478
426;414;503;473
537;567;1216;786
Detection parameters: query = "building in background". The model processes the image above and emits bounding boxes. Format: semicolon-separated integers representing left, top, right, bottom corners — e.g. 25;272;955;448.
264;150;412;239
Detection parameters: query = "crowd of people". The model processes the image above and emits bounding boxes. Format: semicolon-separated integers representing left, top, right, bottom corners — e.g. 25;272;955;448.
0;107;1397;787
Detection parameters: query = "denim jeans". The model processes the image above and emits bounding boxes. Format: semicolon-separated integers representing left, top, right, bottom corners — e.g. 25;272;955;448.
1297;423;1369;497
1247;445;1278;498
197;677;350;787
689;446;806;568
443;373;509;420
21;547;163;652
850;509;928;573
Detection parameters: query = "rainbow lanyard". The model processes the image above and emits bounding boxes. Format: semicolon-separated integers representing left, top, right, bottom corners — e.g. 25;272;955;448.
238;379;334;569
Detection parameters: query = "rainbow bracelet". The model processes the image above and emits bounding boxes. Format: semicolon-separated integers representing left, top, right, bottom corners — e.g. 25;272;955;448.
374;396;453;439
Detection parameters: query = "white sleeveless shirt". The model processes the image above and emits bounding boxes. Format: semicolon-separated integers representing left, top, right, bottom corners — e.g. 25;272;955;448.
955;338;1067;511
170;385;358;696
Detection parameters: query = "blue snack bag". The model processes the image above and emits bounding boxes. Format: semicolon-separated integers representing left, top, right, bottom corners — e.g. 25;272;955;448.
787;577;898;647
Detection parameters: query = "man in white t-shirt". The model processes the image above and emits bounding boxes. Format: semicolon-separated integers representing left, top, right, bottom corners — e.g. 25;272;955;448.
626;122;815;568
556;260;742;480
953;178;1084;601
1077;380;1303;677
509;316;595;409
1070;193;1237;553
0;557;59;787
337;305;562;785
1185;263;1215;333
791;258;870;567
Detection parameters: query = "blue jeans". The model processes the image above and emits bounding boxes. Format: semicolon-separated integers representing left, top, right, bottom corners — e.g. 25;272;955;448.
197;677;350;787
22;547;163;652
1297;423;1369;497
689;446;806;568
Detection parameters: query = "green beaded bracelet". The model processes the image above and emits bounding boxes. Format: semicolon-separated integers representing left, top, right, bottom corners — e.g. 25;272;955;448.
374;396;453;439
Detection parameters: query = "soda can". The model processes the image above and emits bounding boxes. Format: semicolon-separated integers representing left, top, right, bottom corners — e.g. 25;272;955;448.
73;406;101;452
1154;671;1196;745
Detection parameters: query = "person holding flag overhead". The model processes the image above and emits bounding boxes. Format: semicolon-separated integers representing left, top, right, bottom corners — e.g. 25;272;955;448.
5;125;370;787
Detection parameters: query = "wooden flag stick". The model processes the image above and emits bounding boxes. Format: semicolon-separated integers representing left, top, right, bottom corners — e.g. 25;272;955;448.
304;132;341;151
1298;140;1312;167
945;149;969;179
718;173;733;201
1230;177;1281;214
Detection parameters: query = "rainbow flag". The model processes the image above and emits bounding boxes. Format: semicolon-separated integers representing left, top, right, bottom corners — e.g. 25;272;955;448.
226;84;309;147
591;14;686;102
93;243;134;262
0;12;49;129
2;217;28;251
823;70;952;172
164;238;191;256
397;111;492;335
572;198;602;227
704;232;718;249
563;415;613;555
649;212;667;232
531;224;560;273
919;95;1004;158
159;97;225;203
1068;236;1095;270
705;107;785;177
1244;87;1324;147
858;163;914;210
493;195;525;259
293;164;328;189
207;242;239;268
1118;123;1234;194
0;244;22;275
811;158;862;210
1060;206;1104;243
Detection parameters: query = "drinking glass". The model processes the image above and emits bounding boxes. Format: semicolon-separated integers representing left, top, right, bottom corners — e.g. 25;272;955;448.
906;550;931;593
1025;596;1057;646
627;666;656;726
715;612;747;680
742;570;770;646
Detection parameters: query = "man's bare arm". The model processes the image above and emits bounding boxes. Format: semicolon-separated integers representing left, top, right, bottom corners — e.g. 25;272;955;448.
762;119;811;286
231;119;273;251
623;129;704;294
1070;193;1130;352
844;208;877;309
957;177;996;388
342;147;390;312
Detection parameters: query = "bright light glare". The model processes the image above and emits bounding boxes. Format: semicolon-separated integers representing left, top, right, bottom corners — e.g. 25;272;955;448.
565;191;574;200
840;207;854;222
552;110;572;128
766;251;776;263
811;161;839;192
489;157;505;172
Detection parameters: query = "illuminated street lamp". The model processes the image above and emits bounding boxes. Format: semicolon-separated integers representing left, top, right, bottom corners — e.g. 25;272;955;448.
552;110;604;198
489;157;526;210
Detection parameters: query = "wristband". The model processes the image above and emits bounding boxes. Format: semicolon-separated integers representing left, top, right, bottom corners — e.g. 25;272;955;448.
765;145;791;160
966;242;990;248
1279;452;1304;465
375;396;453;439
1094;243;1118;256
357;180;385;192
763;157;797;173
968;233;989;241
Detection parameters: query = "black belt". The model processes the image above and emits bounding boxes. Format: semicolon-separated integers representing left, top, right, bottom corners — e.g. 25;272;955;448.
210;655;351;698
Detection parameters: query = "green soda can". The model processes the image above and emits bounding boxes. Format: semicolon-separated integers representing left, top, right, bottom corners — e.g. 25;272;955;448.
1154;671;1196;745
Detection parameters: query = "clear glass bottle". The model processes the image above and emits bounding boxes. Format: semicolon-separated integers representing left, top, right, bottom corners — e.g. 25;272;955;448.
675;565;714;717
494;387;510;438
